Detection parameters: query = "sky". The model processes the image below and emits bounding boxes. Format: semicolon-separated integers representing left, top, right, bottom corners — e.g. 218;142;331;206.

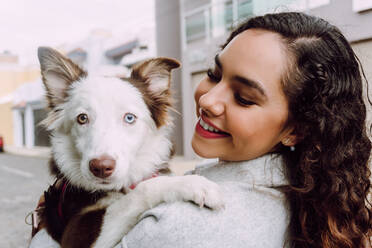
0;0;155;65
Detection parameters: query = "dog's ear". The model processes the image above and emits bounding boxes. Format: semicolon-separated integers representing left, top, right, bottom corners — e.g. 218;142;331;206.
130;57;180;94
130;58;180;128
38;47;87;108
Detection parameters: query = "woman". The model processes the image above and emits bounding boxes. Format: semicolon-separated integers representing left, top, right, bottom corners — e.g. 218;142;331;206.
31;12;371;248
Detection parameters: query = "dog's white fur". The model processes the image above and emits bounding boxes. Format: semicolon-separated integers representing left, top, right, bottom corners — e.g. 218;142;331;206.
38;47;223;248
92;175;223;248
46;75;171;191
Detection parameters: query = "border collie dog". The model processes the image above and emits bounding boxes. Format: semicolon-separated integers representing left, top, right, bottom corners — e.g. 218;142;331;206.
36;47;223;248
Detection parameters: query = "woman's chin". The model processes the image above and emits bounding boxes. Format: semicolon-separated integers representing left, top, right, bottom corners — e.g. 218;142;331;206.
191;135;220;159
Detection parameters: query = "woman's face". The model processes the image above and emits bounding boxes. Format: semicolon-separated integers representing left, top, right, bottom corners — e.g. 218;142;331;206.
192;29;295;161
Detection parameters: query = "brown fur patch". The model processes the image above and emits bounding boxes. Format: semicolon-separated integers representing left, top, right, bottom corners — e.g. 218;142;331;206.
61;209;106;248
41;180;108;243
131;81;172;128
127;57;180;128
38;47;87;109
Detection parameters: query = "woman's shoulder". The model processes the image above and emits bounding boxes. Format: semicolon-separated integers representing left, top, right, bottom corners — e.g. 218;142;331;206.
121;155;290;248
122;180;289;248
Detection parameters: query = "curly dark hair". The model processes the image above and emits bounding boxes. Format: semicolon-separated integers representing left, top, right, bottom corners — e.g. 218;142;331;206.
222;12;372;248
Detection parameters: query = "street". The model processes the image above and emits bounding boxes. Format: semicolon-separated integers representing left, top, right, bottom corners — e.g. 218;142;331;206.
0;152;197;247
0;153;52;248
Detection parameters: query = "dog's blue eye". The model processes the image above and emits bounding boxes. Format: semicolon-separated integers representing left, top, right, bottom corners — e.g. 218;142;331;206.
124;113;136;124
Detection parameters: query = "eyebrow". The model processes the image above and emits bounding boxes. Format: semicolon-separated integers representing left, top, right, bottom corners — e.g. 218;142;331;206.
215;54;267;99
232;76;267;99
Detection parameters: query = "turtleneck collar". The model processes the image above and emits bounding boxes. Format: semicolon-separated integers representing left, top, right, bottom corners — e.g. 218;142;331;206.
193;154;289;187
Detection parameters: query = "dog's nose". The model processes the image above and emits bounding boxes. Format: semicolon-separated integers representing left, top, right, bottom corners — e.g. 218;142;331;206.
89;155;116;178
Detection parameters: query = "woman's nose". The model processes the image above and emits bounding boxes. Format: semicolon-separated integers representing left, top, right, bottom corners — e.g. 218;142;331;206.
198;84;226;117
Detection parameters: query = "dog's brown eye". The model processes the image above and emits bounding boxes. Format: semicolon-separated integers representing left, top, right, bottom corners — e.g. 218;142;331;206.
77;113;89;125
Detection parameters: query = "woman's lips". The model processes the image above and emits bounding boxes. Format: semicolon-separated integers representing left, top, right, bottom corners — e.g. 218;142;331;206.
195;118;231;139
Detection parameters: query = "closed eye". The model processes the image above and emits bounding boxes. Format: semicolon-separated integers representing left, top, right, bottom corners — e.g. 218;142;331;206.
234;92;256;106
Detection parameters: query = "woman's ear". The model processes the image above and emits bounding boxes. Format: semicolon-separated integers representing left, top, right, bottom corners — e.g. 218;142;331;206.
281;127;301;147
281;135;297;147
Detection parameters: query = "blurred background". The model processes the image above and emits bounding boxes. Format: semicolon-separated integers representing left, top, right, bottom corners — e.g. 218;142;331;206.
0;0;372;158
0;0;371;247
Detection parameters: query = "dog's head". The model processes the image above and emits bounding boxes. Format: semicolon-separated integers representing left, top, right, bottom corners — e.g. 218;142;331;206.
38;47;180;191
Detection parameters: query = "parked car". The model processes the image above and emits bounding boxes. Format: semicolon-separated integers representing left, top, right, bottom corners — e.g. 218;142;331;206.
0;136;4;152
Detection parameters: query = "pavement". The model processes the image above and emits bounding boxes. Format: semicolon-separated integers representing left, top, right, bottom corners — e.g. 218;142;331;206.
0;153;51;248
0;147;200;247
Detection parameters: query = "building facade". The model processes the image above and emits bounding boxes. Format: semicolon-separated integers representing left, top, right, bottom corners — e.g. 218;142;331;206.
0;53;41;148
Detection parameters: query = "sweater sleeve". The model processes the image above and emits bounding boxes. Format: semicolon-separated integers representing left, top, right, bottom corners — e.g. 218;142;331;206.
121;182;289;248
29;229;60;248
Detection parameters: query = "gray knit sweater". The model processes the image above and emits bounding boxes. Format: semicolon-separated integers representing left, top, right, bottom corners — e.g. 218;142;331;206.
30;155;290;248
120;154;290;248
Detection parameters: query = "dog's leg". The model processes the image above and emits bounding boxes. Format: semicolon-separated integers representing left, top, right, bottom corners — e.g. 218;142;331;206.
92;175;224;248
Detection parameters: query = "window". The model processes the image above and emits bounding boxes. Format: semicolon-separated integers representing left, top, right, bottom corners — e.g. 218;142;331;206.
209;0;234;37
238;0;253;20
183;0;331;46
287;0;330;11
186;11;206;43
33;109;50;147
224;0;234;30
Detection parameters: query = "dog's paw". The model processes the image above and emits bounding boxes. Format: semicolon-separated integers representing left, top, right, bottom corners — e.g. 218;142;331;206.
175;175;225;210
134;175;224;210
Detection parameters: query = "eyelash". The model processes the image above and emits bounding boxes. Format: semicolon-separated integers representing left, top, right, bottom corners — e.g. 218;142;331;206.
207;68;221;82
207;68;256;106
234;92;256;106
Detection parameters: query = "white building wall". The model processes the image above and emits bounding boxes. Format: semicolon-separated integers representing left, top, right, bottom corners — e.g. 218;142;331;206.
24;105;34;148
12;110;23;147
